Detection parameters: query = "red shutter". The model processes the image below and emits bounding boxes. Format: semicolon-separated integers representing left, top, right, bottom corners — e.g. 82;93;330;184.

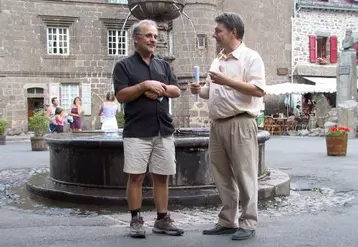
309;35;317;63
353;42;358;52
330;35;338;64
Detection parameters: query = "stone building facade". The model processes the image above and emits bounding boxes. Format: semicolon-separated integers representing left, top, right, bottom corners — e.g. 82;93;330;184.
0;0;292;134
292;0;358;86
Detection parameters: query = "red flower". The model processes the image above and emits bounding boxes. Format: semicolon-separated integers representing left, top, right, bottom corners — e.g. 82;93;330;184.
329;127;337;132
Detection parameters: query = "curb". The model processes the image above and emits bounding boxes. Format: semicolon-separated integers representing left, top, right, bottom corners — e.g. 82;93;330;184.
26;169;290;206
5;136;31;143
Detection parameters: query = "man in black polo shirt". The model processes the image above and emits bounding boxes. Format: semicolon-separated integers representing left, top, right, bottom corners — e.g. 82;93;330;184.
113;19;183;238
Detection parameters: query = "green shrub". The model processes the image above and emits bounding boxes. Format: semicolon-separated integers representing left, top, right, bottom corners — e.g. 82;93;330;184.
0;119;8;136
116;112;125;128
28;111;49;137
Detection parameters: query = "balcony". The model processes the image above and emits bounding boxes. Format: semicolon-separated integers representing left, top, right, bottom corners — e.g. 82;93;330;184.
296;0;358;11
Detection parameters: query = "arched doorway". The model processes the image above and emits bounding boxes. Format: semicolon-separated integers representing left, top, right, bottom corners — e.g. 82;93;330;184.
27;87;45;120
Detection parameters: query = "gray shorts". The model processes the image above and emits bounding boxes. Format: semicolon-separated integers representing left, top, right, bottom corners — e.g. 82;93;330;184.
123;135;176;175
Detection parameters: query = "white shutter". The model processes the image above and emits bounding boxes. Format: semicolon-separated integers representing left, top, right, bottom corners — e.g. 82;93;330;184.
81;83;92;115
49;83;60;104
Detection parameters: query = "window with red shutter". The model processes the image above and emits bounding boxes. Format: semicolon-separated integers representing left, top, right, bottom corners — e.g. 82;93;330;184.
309;35;317;63
330;36;338;64
317;37;327;59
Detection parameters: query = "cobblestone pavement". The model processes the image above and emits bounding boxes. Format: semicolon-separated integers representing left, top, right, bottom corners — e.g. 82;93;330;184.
0;166;355;230
0;136;356;229
1;137;358;246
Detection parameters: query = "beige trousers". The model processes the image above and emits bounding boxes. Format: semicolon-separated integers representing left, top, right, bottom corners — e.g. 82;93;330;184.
210;114;258;230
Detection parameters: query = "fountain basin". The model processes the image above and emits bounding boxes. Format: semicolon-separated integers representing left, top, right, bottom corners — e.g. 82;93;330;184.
128;0;186;22
47;129;269;189
26;129;287;206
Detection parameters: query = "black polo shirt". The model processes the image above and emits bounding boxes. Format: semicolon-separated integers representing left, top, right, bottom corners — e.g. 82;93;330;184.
113;52;179;138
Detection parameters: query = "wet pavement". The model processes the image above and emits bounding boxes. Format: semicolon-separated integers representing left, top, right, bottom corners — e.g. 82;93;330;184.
0;137;358;246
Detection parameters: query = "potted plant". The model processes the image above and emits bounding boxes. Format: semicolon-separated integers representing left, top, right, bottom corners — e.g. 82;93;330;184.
28;111;49;151
0;119;8;145
326;126;350;156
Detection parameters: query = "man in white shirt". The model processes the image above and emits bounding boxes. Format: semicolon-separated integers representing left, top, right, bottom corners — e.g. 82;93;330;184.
190;12;265;241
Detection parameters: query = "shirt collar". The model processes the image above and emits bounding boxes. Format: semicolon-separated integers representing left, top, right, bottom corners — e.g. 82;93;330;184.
217;42;245;60
134;51;155;60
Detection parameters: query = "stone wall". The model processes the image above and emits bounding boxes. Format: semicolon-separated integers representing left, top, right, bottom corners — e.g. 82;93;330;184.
292;9;358;67
170;0;218;128
0;0;293;133
222;0;292;85
0;0;132;133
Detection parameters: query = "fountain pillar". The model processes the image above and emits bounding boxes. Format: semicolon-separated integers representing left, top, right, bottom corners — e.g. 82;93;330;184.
155;22;176;64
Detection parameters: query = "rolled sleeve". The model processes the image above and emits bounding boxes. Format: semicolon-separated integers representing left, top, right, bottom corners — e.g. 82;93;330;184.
113;62;130;95
247;53;266;92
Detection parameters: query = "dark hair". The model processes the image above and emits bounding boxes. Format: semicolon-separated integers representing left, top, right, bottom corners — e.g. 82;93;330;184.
215;12;245;40
73;97;81;104
106;91;116;101
51;97;58;104
55;107;63;115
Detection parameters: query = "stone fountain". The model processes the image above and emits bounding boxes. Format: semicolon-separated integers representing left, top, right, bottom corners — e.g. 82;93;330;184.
26;0;290;206
128;0;185;22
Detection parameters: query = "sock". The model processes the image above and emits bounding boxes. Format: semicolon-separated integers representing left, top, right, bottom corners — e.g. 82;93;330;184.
130;209;140;219
157;212;167;220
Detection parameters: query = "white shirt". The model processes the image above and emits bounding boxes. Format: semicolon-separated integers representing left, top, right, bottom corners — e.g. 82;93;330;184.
202;43;266;119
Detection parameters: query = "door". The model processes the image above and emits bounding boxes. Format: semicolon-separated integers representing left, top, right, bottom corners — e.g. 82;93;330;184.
28;98;44;120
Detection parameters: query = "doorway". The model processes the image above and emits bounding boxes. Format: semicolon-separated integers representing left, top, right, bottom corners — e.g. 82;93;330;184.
28;98;44;119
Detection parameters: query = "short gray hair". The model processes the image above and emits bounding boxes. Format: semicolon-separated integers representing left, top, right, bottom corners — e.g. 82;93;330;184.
131;19;158;39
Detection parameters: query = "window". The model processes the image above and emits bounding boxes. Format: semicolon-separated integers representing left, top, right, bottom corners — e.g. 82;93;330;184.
27;88;44;94
316;36;327;59
60;84;79;110
197;34;207;49
309;35;337;64
108;30;128;56
47;27;69;55
108;0;128;3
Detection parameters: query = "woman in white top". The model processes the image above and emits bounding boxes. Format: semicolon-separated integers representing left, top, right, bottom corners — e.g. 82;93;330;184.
98;91;119;131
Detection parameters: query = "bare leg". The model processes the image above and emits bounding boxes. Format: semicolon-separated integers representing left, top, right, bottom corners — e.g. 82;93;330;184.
151;173;168;213
127;174;145;210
